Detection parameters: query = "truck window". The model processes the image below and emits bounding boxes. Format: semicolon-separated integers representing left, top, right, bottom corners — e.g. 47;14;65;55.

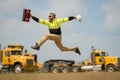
5;52;10;57
95;53;100;56
11;51;22;55
8;46;16;48
101;52;106;56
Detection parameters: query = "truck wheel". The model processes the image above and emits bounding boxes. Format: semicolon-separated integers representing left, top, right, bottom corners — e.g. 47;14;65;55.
14;65;22;73
106;65;115;72
62;67;69;73
51;67;59;73
72;67;80;72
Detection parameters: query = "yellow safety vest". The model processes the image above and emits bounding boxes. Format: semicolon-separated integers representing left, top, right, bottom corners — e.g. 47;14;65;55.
39;17;69;29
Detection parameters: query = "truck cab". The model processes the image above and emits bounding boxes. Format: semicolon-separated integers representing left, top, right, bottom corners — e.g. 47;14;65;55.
0;44;37;73
91;48;119;72
91;49;107;65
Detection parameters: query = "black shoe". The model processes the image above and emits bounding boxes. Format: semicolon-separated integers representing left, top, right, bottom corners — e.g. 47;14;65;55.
75;47;81;55
31;43;40;50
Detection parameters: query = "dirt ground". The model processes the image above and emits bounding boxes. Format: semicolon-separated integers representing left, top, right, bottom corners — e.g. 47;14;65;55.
0;72;120;80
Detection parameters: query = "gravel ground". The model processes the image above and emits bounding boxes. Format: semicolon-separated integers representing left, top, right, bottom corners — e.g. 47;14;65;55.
0;72;120;80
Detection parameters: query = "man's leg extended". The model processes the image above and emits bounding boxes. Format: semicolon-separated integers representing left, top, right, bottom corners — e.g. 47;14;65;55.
54;39;75;51
55;41;81;55
54;36;81;55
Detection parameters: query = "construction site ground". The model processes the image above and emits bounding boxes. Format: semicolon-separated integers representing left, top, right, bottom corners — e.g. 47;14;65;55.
0;72;120;80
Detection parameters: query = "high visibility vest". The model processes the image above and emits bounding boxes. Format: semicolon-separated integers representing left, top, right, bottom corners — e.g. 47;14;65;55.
38;17;69;35
39;17;69;29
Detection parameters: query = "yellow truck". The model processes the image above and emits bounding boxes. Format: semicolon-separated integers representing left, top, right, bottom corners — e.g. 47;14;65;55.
90;47;120;72
0;44;37;73
72;47;120;72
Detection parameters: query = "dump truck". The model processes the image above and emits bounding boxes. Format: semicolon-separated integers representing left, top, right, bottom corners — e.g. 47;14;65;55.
41;47;120;73
0;44;38;73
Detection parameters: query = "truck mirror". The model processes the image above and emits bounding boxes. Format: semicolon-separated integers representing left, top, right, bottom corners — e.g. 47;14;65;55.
107;52;108;56
24;49;27;53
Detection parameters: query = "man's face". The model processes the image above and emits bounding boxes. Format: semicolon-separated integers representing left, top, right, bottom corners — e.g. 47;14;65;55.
48;13;55;21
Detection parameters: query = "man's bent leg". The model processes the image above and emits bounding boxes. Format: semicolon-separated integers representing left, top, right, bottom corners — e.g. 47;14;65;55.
37;34;60;47
31;34;50;50
37;34;49;47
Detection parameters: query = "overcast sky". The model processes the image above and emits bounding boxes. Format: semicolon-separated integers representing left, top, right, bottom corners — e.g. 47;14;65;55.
0;0;120;63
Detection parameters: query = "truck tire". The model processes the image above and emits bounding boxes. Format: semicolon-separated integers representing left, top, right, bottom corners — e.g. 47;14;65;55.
51;67;59;73
62;67;69;73
14;65;22;73
72;66;80;72
106;64;115;72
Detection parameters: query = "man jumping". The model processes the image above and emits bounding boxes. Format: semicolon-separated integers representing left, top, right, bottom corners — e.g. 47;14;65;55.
30;13;82;55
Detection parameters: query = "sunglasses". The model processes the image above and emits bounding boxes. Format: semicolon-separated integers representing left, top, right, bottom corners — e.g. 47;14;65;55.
49;16;53;17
